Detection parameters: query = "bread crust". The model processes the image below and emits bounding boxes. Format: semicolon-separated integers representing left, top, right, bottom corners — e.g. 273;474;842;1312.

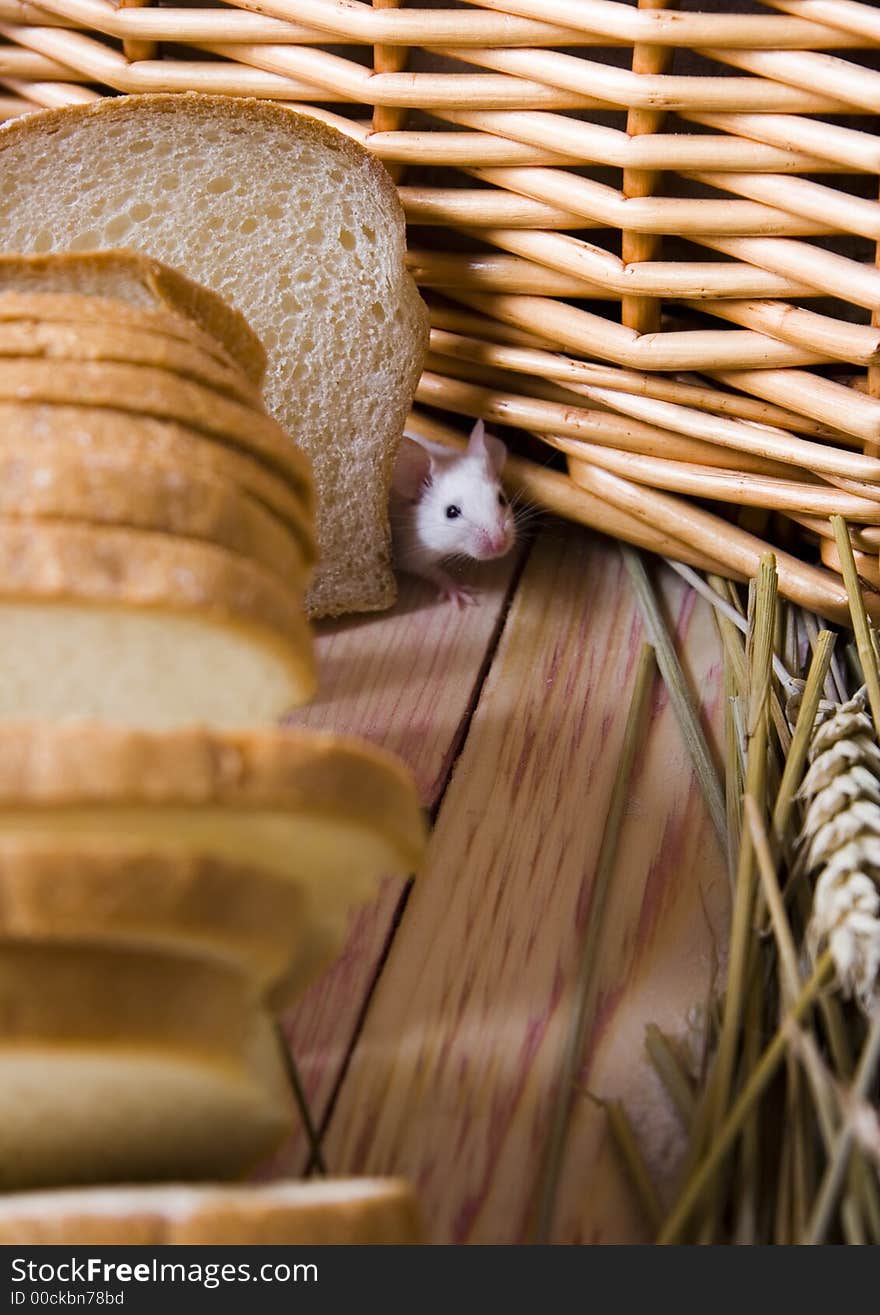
0;446;309;586
0;942;250;1058
0;721;426;868
0;838;307;989
0;520;316;701
0;250;268;386
0;1179;421;1244
0;291;258;382
0;1007;294;1190
0;359;310;493
0;319;262;408
0;402;315;556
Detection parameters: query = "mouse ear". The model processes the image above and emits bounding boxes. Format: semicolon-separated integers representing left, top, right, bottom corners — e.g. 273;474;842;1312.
393;433;458;499
392;435;433;500
467;418;508;473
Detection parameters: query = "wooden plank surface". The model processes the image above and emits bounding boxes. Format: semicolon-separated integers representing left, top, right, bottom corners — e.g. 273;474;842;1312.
263;550;525;1178
283;554;521;810
320;524;730;1242
538;558;729;1244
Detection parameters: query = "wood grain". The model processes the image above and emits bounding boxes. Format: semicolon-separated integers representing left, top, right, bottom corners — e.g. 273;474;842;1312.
550;561;729;1243
262;550;525;1179
290;554;526;808
321;524;729;1242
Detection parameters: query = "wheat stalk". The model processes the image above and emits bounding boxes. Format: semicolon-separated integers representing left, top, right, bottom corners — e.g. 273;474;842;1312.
799;689;880;1010
655;564;880;1244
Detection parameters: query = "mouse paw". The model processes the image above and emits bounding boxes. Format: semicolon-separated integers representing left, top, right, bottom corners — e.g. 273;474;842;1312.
438;580;478;608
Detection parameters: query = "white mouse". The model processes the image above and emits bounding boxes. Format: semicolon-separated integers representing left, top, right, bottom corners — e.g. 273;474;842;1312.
390;418;517;606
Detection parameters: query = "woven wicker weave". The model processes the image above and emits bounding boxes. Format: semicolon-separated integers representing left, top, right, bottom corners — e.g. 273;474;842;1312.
1;0;879;622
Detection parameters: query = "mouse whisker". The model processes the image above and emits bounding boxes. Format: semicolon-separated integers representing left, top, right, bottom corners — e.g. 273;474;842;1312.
512;507;541;530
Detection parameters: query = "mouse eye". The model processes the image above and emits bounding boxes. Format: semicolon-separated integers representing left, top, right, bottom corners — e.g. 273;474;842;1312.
497;491;508;508
445;504;461;520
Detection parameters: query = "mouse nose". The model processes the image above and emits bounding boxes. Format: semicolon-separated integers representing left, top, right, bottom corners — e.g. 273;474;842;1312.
477;527;511;558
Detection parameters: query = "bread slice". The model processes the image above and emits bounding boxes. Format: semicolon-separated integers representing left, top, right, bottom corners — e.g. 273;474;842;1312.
0;1179;421;1244
0;359;309;493
0;250;268;386
0;944;294;1189
0;95;430;617
0;942;251;1053
0;522;316;726
0;722;426;852
0;837;308;991
0;317;263;408
0;445;308;586
0;722;427;991
0;289;258;386
0;402;315;561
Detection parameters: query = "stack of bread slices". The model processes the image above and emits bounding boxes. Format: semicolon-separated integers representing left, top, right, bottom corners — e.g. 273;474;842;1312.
0;249;317;727
0;251;426;1243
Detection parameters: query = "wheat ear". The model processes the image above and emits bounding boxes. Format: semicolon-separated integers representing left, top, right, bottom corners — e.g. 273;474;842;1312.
800;689;880;1009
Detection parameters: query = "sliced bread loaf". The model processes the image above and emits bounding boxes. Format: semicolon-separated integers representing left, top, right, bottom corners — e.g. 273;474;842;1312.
0;942;253;1055
0;95;430;616
0;317;264;408
0;522;316;725
0;288;259;385
0;838;308;992
0;721;426;853
0;1178;420;1244
0;358;310;494
0;948;294;1189
0;402;315;560
0;722;427;990
0;250;268;385
0;445;308;586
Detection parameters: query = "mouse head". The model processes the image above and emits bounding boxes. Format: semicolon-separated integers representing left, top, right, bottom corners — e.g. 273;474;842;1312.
395;420;516;561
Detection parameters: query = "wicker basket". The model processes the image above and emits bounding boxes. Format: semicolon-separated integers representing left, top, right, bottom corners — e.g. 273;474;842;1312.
2;0;879;622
